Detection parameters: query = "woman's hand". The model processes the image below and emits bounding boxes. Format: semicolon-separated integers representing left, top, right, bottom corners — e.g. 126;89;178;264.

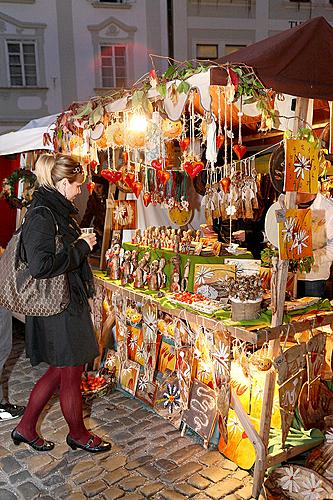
79;232;97;251
232;230;246;242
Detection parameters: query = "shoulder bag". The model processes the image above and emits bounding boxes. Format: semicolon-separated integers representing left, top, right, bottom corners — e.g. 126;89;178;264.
0;206;70;316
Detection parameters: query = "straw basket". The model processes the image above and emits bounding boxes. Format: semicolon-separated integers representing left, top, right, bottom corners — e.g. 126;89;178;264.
230;298;262;321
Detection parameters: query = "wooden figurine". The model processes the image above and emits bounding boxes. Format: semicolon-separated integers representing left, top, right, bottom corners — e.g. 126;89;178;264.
170;255;181;292
132;228;141;245
121;250;132;285
148;260;159;291
109;243;121;280
181;258;191;291
133;257;147;288
157;257;166;289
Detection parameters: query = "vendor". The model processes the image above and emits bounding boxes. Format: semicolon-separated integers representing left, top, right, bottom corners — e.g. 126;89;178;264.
80;175;108;251
296;192;333;298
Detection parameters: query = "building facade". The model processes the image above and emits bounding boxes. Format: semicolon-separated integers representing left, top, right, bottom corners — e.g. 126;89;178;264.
0;0;333;134
0;0;169;133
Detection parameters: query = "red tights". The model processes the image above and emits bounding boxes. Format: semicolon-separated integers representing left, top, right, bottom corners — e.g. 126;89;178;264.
16;365;94;445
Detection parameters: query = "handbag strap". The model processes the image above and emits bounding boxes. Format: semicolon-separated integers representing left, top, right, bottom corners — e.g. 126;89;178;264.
23;205;59;234
20;205;60;262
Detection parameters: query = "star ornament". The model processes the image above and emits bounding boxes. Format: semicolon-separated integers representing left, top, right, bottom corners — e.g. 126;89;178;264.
226;204;236;216
290;229;309;255
294;153;312;179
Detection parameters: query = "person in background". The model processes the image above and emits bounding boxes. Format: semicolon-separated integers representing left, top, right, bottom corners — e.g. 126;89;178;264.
0;305;25;421
295;191;333;298
80;175;108;251
11;153;111;453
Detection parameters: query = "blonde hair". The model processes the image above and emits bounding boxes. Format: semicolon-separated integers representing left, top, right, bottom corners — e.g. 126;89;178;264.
35;153;85;188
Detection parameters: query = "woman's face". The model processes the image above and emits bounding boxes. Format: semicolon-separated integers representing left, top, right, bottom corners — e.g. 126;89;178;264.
60;179;82;202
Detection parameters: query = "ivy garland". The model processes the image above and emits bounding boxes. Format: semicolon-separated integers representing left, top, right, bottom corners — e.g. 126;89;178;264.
1;168;37;209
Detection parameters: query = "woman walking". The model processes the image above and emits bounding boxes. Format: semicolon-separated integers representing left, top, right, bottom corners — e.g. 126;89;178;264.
11;153;111;453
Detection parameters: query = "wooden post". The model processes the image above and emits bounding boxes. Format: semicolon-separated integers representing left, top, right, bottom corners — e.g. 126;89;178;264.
252;98;310;499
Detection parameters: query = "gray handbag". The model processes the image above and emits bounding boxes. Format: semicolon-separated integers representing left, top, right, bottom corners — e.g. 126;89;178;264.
0;206;70;316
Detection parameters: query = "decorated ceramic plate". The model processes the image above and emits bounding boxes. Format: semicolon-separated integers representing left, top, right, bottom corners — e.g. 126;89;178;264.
168;206;193;226
264;464;333;499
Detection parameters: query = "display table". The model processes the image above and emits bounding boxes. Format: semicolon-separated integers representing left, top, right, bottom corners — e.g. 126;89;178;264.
93;274;332;498
123;242;253;293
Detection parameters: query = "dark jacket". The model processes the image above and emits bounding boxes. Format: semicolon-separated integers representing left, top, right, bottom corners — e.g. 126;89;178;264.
80;191;106;234
22;186;99;367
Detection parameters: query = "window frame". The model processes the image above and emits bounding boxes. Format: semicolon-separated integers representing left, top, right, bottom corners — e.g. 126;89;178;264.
196;43;219;61
99;43;127;89
5;39;39;87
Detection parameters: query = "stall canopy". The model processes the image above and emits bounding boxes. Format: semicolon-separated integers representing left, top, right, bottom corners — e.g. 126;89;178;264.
0;114;57;156
211;16;333;101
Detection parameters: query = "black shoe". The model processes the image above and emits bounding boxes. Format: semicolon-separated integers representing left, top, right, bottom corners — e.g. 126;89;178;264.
11;428;54;452
0;402;25;421
66;434;111;453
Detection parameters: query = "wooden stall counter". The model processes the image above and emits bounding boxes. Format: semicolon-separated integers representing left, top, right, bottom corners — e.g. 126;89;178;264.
92;274;332;499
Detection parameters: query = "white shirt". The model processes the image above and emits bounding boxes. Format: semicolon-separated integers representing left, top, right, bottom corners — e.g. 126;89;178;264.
298;193;333;281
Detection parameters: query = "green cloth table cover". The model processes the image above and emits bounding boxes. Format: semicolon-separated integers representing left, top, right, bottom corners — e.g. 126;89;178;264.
123;242;253;293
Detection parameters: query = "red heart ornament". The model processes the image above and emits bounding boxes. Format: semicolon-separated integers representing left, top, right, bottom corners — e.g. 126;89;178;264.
151;159;162;171
157;170;171;185
216;134;225;149
143;192;151;207
220;177;231;193
123;172;135;188
184;161;204;179
109;170;122;183
100;169;114;182
86;181;95;194
233;143;247;160
179;138;190;152
132;181;143;198
90;159;98;170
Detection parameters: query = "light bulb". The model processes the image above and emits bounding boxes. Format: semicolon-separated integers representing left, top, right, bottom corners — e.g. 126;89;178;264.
129;114;147;132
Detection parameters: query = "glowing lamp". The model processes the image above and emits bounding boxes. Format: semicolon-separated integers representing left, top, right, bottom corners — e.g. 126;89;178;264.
129;114;147;132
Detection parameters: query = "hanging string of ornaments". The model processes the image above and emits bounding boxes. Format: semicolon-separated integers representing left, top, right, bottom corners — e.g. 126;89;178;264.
52;59;275;228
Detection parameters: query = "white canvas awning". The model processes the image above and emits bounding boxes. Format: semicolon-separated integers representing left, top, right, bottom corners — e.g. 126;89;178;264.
0;114;58;156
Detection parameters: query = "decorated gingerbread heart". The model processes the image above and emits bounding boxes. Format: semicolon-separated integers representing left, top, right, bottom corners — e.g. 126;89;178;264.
157;170;171;185
183;161;204;179
143;192;151;207
233;143;247;160
132;181;143;199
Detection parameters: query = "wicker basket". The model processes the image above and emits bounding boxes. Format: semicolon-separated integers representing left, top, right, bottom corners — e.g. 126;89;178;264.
230;299;262;321
81;370;116;402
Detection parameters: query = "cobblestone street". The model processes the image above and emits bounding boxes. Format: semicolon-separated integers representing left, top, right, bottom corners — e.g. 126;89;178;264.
0;320;257;500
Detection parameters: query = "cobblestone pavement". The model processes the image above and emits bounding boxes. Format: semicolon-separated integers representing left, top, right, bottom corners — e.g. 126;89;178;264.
0;321;259;500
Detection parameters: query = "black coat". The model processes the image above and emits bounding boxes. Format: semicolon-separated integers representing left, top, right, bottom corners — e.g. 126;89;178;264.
22;186;99;367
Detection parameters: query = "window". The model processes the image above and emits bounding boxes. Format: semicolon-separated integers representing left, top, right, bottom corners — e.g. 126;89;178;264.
100;45;126;88
6;41;37;86
196;44;218;60
224;44;246;55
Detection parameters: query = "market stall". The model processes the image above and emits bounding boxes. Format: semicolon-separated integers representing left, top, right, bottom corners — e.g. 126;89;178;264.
3;16;332;499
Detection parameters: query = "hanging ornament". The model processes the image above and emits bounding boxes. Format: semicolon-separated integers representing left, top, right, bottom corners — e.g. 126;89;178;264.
151;159;163;171
179;137;190;152
90;159;98;171
233;143;247;160
183;161;204;179
132;181;143;198
86;180;95;194
216;134;225;150
220;177;231;194
157;170;171;185
143;191;151;207
123;172;135;189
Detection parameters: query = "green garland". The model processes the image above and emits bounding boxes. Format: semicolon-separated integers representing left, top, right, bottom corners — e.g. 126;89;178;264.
1;168;37;209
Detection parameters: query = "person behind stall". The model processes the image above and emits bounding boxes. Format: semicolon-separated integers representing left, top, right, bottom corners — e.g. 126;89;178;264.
11;153;111;454
295;191;333;298
80;175;108;251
